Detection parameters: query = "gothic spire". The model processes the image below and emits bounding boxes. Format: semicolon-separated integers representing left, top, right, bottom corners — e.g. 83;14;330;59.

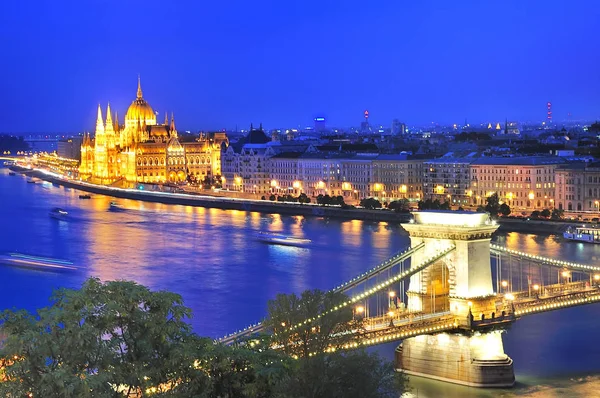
95;104;105;136
114;111;119;132
170;112;176;131
137;74;143;99
105;103;113;129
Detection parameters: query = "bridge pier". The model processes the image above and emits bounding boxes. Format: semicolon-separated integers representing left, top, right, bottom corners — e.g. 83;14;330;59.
396;331;514;387
397;211;515;387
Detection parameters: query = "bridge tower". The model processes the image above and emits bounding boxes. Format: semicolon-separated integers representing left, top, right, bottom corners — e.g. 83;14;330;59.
398;211;515;387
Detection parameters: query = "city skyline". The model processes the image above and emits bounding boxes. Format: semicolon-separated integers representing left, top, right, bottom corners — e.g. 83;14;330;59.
1;1;600;133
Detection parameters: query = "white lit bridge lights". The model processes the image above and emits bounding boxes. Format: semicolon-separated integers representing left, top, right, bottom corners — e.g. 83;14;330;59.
285;245;456;333
490;244;600;272
331;242;425;294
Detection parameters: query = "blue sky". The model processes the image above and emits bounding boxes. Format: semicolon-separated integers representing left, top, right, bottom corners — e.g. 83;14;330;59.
1;0;599;133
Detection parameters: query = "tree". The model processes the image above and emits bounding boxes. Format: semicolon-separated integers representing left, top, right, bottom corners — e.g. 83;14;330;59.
531;210;541;219
0;278;211;397
540;208;551;218
485;193;501;216
388;199;410;213
269;194;276;201
263;289;405;398
360;198;382;210
551;208;564;220
298;193;311;204
499;203;511;216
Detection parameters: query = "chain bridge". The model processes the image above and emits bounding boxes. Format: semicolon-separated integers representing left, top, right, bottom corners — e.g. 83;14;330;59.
219;211;600;387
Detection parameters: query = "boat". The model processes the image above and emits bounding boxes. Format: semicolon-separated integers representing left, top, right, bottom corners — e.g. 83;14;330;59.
26;178;36;184
563;225;600;244
0;252;78;272
79;194;91;199
8;171;16;176
49;207;69;221
109;202;125;211
256;232;311;248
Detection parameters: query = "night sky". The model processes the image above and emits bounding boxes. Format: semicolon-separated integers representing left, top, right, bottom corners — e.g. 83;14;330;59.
1;1;599;133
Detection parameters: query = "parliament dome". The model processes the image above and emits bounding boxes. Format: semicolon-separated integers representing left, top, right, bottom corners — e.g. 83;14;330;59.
124;77;157;127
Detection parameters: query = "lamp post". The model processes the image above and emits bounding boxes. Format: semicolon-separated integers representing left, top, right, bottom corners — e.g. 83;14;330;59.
501;280;508;293
388;291;396;309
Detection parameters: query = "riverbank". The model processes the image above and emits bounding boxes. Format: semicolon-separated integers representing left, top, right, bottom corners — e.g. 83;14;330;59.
7;165;584;234
9;166;413;223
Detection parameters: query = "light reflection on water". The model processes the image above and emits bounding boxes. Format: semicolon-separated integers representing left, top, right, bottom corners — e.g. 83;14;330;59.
1;169;600;396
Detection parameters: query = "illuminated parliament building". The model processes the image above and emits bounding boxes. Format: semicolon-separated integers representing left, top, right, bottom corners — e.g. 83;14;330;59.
79;78;227;184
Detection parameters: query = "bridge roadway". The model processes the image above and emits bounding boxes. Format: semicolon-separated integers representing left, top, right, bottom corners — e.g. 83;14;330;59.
347;282;600;348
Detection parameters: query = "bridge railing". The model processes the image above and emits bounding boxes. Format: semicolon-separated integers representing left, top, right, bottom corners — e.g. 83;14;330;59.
490;244;600;273
513;287;600;317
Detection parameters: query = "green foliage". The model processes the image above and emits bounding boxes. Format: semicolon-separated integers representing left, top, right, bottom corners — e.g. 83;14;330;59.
388;199;410;213
0;280;406;397
360;197;382;209
417;199;450;210
0;278;208;397
272;351;405;398
499;203;511;216
263;289;406;397
264;289;362;359
551;208;564;220
530;210;541;219
316;194;345;206
485;193;501;216
540;208;551;218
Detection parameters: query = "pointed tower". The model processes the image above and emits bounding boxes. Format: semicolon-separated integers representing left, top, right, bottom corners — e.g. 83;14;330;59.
137;74;143;99
105;103;115;146
114;111;119;132
95;104;105;146
170;112;177;138
93;105;108;180
164;111;169;126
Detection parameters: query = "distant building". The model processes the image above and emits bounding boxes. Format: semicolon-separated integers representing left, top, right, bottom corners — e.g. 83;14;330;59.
314;117;327;133
555;162;600;213
423;158;472;205
470;157;564;211
391;119;406;135
57;137;82;160
371;154;423;202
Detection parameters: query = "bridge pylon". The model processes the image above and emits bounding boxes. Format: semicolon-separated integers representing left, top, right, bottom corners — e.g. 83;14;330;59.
398;211;515;387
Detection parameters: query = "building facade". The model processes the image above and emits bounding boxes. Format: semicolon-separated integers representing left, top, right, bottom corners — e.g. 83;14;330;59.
423;158;472;205
470;157;563;211
555;162;600;213
79;78;226;184
370;155;423;202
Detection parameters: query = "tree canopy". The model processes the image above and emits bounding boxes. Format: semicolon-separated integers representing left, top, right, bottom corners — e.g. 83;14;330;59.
0;279;406;398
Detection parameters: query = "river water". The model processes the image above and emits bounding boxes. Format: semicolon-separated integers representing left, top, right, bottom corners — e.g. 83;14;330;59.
1;167;599;398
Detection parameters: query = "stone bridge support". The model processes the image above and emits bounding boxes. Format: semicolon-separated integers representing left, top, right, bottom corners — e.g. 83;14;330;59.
397;211;515;388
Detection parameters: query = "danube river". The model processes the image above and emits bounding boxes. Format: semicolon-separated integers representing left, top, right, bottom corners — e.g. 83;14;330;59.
1;168;600;398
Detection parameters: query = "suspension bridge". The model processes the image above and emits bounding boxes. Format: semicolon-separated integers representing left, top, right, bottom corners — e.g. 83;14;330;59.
219;211;600;387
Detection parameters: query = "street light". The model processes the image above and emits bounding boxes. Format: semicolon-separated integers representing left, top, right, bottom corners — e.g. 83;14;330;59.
501;280;508;293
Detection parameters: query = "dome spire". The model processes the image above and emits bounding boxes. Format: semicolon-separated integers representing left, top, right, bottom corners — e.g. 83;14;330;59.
137;74;143;99
170;112;176;131
164;111;168;125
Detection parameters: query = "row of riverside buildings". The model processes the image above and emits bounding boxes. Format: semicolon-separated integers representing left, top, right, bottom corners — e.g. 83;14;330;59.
221;128;600;214
72;79;600;214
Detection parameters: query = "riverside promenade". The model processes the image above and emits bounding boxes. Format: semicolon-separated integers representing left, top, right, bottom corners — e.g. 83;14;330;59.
10;165;412;223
